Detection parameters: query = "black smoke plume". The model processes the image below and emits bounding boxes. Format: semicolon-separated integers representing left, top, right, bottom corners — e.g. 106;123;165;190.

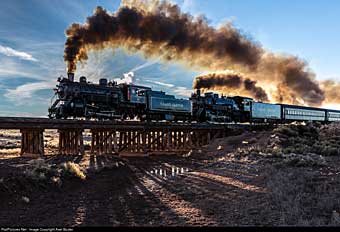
64;1;262;73
193;72;269;102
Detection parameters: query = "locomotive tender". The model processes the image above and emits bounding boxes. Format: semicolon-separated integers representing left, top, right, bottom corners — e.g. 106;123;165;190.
49;73;340;123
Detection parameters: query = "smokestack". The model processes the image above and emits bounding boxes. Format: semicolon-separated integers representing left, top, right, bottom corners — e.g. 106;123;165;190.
68;73;74;82
196;89;201;97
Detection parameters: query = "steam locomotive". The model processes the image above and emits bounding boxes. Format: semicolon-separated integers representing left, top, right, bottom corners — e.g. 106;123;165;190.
48;73;340;123
48;73;192;121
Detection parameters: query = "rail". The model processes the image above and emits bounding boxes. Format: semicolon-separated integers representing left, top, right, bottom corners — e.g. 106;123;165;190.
0;117;225;130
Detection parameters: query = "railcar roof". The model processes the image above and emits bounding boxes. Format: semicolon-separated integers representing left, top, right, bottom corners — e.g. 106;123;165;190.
279;103;340;112
325;109;340;113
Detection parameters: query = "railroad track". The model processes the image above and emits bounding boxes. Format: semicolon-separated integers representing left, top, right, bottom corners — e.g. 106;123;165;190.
0;117;221;130
0;117;275;130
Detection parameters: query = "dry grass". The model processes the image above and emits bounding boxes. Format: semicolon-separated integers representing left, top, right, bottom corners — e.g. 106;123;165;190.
24;160;86;186
25;159;58;182
267;166;340;226
60;162;86;180
268;123;340;157
225;123;340;168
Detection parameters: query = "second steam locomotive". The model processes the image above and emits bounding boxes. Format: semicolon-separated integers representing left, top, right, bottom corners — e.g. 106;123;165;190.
49;73;340;123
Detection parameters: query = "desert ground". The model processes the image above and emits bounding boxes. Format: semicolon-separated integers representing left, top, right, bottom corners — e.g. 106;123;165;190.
0;123;340;226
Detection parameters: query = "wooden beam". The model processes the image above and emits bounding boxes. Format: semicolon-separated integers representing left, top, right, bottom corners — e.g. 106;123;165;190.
79;131;84;156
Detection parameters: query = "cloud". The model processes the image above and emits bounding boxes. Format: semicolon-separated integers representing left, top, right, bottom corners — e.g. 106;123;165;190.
145;79;175;88
0;68;40;79
0;58;47;80
4;81;54;105
0;44;38;62
142;78;192;97
144;79;192;97
76;49;128;81
182;0;196;12
0;110;43;117
173;86;192;97
129;58;160;73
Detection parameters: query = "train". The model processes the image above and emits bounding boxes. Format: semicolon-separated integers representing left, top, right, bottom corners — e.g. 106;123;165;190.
48;73;340;124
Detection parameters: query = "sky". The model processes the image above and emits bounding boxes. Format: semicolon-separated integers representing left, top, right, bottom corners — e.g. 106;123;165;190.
0;0;339;117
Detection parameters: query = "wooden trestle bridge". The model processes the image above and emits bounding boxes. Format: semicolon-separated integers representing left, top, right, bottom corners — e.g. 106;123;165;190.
0;117;229;157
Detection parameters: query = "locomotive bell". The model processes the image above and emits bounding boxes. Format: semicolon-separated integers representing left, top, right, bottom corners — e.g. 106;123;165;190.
67;73;74;82
79;76;87;83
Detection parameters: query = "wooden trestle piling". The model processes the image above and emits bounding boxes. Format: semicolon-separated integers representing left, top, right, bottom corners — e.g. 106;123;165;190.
0;117;228;158
86;127;223;156
20;129;44;157
58;129;84;155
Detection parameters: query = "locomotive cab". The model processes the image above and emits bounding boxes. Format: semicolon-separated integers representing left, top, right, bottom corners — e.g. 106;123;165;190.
230;96;253;122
